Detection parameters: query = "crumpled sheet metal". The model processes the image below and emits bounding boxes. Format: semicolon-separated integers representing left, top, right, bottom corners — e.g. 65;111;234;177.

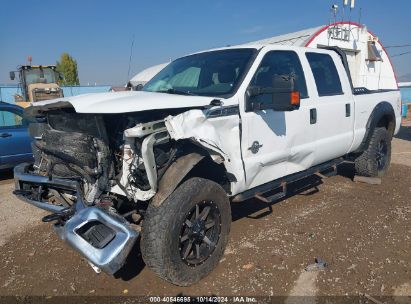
165;109;246;196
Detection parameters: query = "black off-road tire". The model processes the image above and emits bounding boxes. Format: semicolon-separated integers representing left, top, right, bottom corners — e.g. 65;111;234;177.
141;177;231;286
355;127;392;177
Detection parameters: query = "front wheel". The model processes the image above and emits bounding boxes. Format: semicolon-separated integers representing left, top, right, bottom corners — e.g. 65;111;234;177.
141;177;231;286
355;127;392;177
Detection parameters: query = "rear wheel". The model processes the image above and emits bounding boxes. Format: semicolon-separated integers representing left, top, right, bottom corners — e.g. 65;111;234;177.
355;127;392;177
141;177;231;286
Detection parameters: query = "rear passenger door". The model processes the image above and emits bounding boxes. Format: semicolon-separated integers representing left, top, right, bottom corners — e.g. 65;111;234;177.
305;52;355;164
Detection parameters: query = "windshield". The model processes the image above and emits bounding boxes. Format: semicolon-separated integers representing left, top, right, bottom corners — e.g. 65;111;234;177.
143;48;256;97
23;68;57;85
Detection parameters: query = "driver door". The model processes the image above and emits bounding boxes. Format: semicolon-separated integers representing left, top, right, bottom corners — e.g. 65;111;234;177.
240;49;317;189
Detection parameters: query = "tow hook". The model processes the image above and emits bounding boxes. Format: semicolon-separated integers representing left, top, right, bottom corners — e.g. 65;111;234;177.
42;207;74;223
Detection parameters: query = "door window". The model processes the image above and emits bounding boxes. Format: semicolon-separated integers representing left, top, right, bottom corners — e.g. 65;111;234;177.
0;110;24;128
248;51;308;108
306;52;343;96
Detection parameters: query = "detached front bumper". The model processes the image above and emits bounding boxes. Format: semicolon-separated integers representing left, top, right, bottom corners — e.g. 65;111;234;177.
13;163;138;275
14;163;80;213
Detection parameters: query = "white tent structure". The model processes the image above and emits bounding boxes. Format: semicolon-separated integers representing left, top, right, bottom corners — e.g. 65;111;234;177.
247;25;324;47
129;63;169;87
245;22;398;90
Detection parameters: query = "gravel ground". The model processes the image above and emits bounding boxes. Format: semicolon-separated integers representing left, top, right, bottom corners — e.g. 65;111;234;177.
0;128;410;302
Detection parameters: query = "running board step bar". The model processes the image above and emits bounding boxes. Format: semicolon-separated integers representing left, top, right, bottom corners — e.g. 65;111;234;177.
314;164;338;179
254;182;287;203
232;158;343;203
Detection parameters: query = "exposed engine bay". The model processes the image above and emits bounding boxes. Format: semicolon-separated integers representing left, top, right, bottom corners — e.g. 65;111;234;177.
28;107;194;208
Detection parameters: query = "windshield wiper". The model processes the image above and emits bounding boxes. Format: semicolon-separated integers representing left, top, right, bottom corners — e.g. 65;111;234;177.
159;88;195;96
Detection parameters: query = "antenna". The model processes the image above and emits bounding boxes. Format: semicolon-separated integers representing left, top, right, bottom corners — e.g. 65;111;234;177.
358;6;362;25
350;0;355;9
356;6;362;39
331;4;339;24
126;34;135;84
348;0;355;32
342;0;349;21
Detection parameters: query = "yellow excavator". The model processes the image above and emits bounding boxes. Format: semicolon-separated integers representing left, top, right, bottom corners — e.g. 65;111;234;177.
9;64;64;108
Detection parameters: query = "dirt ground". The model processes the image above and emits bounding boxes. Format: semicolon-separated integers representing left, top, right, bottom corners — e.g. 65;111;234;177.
0;128;410;303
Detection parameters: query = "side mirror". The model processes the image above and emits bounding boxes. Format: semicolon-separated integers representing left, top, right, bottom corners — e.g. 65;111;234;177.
9;71;15;81
247;74;300;112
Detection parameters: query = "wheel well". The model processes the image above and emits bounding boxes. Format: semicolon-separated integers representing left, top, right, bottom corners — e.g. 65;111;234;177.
185;156;231;193
354;101;396;154
376;114;395;135
174;140;232;193
150;143;232;206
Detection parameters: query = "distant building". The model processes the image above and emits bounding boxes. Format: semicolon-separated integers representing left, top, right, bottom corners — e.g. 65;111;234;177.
399;82;411;88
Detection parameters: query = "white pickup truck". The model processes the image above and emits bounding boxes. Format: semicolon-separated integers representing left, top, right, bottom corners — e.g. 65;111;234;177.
14;44;401;286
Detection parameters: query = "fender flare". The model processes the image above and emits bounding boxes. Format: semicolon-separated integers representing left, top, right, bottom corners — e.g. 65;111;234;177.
355;101;396;153
150;152;205;206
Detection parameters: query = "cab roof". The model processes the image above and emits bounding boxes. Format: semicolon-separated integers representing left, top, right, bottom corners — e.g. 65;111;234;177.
19;65;57;70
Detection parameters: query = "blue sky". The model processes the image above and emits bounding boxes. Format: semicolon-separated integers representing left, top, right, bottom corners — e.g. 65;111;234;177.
1;0;411;85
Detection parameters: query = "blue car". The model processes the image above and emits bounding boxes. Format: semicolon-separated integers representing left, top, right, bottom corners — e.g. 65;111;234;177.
0;102;33;169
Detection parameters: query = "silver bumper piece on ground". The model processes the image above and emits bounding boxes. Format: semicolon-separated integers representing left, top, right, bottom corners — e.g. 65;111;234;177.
13;163;138;275
54;206;138;274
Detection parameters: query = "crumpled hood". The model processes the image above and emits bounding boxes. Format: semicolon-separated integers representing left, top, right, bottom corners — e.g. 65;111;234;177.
28;91;217;114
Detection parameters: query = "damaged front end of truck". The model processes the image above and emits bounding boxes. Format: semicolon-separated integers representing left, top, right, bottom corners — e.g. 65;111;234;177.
13;93;234;275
